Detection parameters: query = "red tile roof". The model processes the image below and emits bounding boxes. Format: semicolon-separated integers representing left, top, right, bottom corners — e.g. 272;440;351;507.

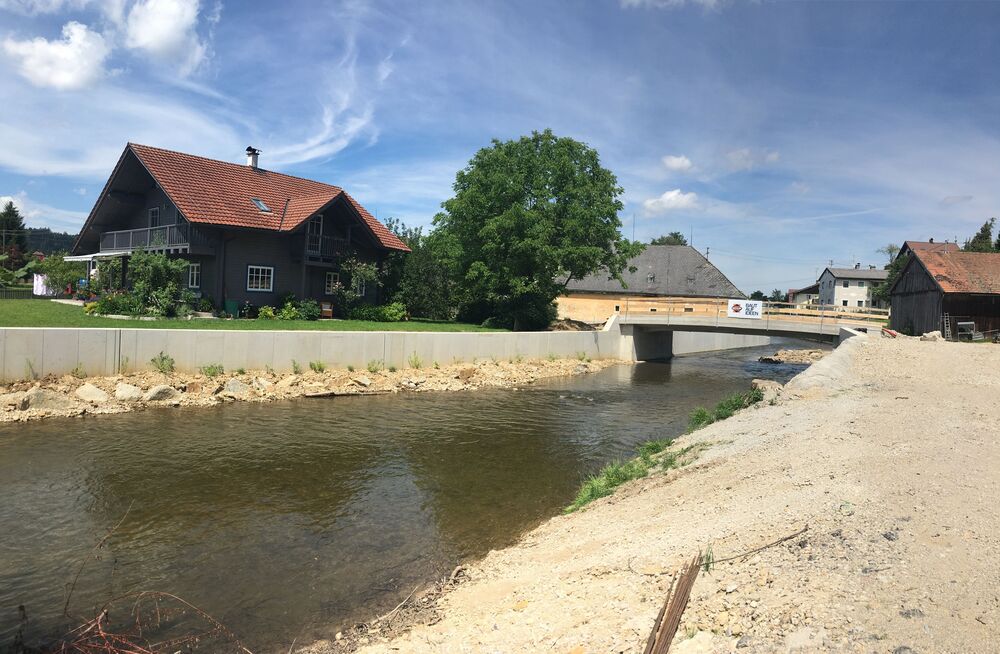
128;143;409;251
901;240;960;255
913;250;1000;294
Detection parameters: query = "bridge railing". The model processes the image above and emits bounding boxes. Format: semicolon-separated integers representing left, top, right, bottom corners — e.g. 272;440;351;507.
618;297;889;329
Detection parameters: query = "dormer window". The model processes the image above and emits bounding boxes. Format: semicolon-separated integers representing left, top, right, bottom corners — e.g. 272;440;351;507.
647;272;656;284
251;198;271;212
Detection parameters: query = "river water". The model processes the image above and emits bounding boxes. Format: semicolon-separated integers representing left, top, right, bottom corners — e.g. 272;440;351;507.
0;343;811;652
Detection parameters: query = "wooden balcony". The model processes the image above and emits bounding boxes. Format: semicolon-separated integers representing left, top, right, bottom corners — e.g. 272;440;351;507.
100;225;191;254
305;234;349;264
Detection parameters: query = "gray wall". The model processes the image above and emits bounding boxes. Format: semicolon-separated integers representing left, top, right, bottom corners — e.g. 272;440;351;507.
0;326;769;381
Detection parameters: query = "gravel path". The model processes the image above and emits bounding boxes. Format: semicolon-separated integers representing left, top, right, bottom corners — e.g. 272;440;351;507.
339;335;999;653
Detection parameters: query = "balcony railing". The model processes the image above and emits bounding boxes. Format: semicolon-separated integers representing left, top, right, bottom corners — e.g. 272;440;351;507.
305;234;348;260
100;225;189;253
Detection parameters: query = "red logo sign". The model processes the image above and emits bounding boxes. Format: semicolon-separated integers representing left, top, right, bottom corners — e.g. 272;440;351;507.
731;303;742;313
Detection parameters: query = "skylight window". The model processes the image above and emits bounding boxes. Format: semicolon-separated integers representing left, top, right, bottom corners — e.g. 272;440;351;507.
251;198;271;212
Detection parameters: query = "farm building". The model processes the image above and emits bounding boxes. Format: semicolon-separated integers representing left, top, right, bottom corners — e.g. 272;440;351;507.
889;249;1000;336
556;245;742;323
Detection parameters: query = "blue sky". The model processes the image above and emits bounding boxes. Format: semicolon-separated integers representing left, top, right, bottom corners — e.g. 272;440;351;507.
2;0;999;292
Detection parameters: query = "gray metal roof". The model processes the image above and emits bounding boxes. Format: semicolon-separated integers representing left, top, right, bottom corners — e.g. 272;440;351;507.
823;267;890;281
565;245;743;298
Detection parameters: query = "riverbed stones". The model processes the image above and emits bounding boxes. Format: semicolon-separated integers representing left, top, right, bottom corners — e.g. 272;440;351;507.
352;376;373;388
253;377;273;391
457;367;476;381
21;386;80;411
223;378;251;395
0;391;26;409
74;383;110;404
115;382;144;402
144;384;179;402
276;375;299;390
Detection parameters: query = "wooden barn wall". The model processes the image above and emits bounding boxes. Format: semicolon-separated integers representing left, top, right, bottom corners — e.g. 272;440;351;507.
943;295;1000;334
890;261;943;334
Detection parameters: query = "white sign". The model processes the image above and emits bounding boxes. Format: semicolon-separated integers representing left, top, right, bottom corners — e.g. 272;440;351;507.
727;299;763;319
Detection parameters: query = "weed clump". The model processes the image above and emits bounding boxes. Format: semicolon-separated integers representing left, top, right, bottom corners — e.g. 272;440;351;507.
687;386;764;432
309;360;326;373
150;351;175;374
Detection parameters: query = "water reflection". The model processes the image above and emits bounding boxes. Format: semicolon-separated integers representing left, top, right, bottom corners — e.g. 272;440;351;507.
0;344;810;652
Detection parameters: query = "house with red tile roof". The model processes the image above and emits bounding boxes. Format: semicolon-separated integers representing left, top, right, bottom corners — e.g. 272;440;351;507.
894;239;960;261
71;144;409;311
889;249;1000;336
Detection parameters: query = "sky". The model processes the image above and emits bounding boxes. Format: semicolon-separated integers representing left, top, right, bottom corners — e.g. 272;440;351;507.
1;0;999;293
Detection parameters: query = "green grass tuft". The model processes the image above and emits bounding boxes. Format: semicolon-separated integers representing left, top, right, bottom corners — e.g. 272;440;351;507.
309;360;326;373
688;387;765;432
200;363;224;378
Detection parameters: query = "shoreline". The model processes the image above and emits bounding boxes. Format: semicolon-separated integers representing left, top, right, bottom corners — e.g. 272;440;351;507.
0;357;621;424
303;335;1000;653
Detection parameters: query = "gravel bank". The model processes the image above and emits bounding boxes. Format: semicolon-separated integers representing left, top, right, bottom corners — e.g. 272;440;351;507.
330;335;999;653
0;357;619;423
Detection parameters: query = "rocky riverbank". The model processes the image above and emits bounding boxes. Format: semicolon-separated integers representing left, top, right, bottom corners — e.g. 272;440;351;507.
0;357;620;423
309;335;999;653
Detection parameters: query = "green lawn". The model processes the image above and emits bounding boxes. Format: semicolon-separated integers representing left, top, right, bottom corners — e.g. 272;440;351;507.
0;300;505;332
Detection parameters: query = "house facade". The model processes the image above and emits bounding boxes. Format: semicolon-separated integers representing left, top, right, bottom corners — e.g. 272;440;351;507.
70;144;409;312
817;265;889;309
890;249;1000;336
556;245;743;323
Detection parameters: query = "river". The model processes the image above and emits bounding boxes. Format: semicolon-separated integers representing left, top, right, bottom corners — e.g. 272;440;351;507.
0;342;814;652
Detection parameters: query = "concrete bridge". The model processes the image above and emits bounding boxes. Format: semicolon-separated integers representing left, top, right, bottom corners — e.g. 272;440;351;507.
613;298;887;360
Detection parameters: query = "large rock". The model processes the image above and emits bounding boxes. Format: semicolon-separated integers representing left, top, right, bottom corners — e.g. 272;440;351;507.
252;377;273;391
115;383;144;402
0;391;26;409
275;375;299;390
74;383;110;404
143;384;179;402
751;378;783;404
223;378;251;395
920;330;942;341
20;387;80;411
351;376;373;388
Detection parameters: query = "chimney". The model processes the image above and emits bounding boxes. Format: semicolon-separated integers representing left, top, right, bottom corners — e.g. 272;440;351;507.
869;265;875;270
855;262;860;269
929;237;934;243
246;146;260;169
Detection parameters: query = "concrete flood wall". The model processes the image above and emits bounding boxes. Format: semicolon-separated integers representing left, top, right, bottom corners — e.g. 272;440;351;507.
0;326;770;381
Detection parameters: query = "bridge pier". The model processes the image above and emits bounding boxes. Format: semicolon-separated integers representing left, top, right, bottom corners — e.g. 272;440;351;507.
618;324;674;361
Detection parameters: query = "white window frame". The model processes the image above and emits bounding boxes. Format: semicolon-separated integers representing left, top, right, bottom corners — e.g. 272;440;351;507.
148;207;160;227
325;271;339;295
842;280;849;288
188;262;201;289
246;265;274;292
353;278;366;297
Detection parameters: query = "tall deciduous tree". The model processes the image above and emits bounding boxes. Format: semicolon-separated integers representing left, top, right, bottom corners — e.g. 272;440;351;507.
384;219;457;320
650;231;688;246
435;129;643;330
876;243;900;263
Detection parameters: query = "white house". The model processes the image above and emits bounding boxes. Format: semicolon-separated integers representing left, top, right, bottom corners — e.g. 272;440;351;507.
817;265;889;309
788;282;819;307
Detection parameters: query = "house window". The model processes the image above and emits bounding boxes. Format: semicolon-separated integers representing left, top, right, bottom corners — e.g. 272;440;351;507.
857;300;864;307
352;278;366;298
858;280;865;287
188;262;201;289
614;305;620;312
325;272;340;295
251;198;271;212
647;273;656;284
842;280;849;288
148;207;160;227
308;216;323;253
842;300;848;307
247;265;274;292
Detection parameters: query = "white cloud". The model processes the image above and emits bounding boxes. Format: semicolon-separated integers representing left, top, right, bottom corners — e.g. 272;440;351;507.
726;147;779;171
2;21;110;89
74;186;87;195
125;0;211;76
661;154;693;172
642;188;699;216
0;191;87;231
0;0;89;14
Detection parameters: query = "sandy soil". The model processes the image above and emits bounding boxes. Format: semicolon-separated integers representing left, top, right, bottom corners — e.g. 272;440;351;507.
326;335;999;653
0;357;618;423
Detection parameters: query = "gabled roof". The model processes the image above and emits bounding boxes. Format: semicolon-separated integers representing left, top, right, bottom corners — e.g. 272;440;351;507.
902;250;1000;295
897;240;959;260
790;282;819;296
565;245;743;298
821;267;889;281
81;143;408;251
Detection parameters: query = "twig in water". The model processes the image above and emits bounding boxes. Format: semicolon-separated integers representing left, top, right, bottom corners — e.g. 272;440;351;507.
63;500;134;619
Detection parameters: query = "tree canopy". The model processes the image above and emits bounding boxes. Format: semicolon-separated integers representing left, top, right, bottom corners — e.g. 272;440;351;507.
650;231;688;246
0;201;28;271
963;218;997;252
434;129;643;330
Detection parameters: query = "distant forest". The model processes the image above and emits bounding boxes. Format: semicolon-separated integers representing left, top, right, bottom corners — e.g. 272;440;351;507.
25;227;76;253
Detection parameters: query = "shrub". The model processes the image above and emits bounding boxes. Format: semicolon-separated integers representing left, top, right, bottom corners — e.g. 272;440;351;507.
197;296;214;312
257;305;276;320
83;302;98;314
200;363;224;377
309;360;326;373
277;301;301;321
388;365;397;373
291;360;303;374
70;364;86;379
150;351;175;374
298;299;321;321
240;301;258;319
407;352;423;369
347;365;355;372
348;301;407;322
236;367;246;375
366;360;383;373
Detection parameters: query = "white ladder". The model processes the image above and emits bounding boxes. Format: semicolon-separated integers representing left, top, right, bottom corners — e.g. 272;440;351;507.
942;313;952;340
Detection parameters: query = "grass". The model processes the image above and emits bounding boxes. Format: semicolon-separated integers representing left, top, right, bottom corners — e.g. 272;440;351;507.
309;360;326;373
291;360;303;375
199;363;224;378
407;352;423;369
366;360;383;374
0;300;506;332
687;386;764;432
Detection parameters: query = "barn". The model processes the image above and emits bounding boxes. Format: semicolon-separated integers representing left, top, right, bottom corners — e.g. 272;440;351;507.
889;249;1000;337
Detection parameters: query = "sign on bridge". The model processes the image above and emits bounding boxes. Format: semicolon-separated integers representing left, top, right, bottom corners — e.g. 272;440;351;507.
727;299;763;319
